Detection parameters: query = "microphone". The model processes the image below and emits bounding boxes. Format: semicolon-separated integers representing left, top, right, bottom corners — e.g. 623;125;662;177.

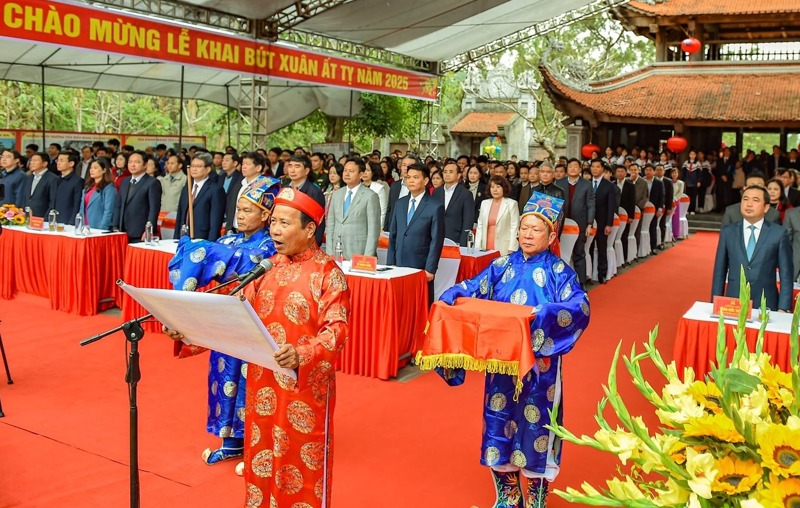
231;259;274;295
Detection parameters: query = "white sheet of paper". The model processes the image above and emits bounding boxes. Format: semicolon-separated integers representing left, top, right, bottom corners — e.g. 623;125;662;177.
119;282;296;379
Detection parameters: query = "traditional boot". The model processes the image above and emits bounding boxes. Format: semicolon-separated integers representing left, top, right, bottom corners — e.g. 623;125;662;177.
489;469;522;508
524;478;549;508
202;437;243;465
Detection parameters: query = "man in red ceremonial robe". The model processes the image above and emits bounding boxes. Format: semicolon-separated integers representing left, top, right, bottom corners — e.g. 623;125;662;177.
165;187;350;508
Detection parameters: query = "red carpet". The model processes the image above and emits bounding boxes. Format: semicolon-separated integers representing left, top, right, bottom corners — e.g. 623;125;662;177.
0;232;719;508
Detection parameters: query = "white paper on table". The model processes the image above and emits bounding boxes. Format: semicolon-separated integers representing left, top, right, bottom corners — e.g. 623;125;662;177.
119;282;296;379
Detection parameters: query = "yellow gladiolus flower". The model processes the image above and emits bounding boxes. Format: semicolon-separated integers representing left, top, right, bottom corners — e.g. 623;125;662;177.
593;427;641;465
684;413;745;443
739;385;770;425
685;447;717;499
656;394;705;426
652;478;690;507
711;455;761;495
759;424;800;478
607;477;646;501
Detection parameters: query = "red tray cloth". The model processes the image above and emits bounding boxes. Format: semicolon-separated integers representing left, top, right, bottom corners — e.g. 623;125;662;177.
416;297;535;396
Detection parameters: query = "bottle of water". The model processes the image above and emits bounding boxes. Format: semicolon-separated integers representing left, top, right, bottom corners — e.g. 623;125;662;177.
74;213;84;236
180;224;190;238
144;221;154;245
334;237;344;263
48;209;58;231
466;230;475;254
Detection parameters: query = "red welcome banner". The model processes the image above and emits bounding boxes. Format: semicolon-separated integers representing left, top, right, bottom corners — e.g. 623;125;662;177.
0;0;440;100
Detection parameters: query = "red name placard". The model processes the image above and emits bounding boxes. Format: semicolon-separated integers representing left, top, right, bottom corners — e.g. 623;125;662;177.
0;0;439;101
350;255;378;273
28;216;43;230
712;296;752;320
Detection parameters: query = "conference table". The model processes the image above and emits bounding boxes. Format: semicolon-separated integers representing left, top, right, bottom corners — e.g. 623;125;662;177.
118;242;428;379
673;301;796;379
456;248;500;282
0;225;127;315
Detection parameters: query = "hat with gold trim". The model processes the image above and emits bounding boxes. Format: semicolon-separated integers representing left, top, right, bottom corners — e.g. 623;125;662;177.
241;176;282;212
274;187;325;225
521;191;564;230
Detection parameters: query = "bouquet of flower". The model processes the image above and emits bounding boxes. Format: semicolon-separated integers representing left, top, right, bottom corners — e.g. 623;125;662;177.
0;204;27;226
547;271;800;508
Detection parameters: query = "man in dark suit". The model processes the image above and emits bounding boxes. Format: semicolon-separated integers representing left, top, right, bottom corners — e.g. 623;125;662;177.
767;145;789;178
712;185;793;311
556;158;595;285
721;173;780;226
614;164;636;263
387;162;445;306
21;152;58;217
54;150;84;225
589;159;617;283
787;149;800;171
776;169;800;207
629;162;649;253
656;164;673;250
267;147;284;178
113;150;161;243
715;148;736;211
284;154;326;246
175;153;226;241
643;164;664;253
384;154;419;231
220;152;243;197
225;151;267;233
433;160;474;246
46;143;61;176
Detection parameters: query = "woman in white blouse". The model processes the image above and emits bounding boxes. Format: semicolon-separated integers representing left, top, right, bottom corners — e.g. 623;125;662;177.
475;176;520;256
362;161;390;227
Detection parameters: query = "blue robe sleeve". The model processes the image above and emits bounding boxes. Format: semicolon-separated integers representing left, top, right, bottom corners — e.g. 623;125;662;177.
168;232;276;291
529;269;590;358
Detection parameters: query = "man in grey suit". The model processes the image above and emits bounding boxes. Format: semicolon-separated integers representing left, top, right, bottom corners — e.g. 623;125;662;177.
721;172;780;226
712;185;793;311
784;206;800;282
325;158;381;259
556;158;595;284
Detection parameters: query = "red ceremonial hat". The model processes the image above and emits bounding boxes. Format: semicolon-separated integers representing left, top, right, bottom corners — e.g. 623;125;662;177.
274;187;325;225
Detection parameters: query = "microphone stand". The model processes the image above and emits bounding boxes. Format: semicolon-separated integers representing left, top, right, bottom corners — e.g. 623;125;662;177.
80;275;246;508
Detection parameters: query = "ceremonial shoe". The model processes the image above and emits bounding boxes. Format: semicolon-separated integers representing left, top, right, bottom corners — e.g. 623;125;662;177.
202;446;244;465
489;469;522;508
524;478;549;508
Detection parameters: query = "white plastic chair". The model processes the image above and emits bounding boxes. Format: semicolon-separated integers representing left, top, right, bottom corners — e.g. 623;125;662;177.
559;218;579;266
159;211;177;240
376;231;389;265
664;199;676;243
607;214;620;279
678;195;690;239
433;239;462;300
584;220;596;281
615;208;627;268
626;208;640;264
638;202;655;258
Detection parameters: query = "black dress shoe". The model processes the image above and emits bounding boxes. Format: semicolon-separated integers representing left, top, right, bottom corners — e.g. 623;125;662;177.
597;275;606;284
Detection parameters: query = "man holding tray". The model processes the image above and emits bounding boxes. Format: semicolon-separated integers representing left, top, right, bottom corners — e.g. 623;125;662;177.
433;192;590;508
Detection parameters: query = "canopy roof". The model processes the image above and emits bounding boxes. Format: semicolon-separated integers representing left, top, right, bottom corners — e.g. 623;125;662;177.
0;0;604;132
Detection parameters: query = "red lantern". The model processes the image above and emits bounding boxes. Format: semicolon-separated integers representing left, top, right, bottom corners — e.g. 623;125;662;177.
681;37;701;54
581;143;600;160
666;136;688;153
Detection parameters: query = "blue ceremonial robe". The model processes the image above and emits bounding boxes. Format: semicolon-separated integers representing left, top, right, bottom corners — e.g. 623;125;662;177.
168;229;276;439
438;248;590;479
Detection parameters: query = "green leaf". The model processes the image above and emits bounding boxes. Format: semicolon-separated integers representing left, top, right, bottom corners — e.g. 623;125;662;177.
721;368;760;394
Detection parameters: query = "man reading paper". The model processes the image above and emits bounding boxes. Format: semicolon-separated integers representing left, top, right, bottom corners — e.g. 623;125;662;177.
164;188;351;508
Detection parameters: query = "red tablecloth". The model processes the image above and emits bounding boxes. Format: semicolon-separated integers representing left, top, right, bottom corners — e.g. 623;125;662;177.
118;247;429;379
456;250;500;282
337;266;429;379
120;244;176;332
0;226;126;315
673;302;795;379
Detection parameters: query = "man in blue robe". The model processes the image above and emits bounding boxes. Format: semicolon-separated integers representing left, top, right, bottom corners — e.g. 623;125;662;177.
168;177;281;467
438;192;590;508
